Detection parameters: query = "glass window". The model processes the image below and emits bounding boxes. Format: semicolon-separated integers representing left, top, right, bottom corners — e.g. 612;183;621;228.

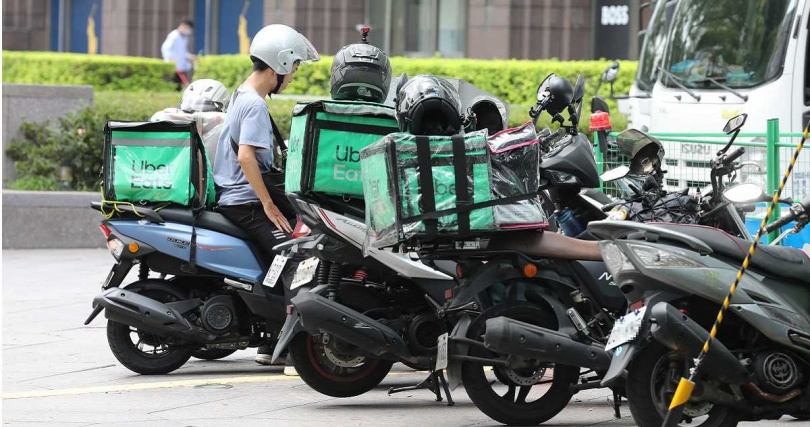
663;0;798;89
437;0;466;57
637;0;677;91
405;0;436;56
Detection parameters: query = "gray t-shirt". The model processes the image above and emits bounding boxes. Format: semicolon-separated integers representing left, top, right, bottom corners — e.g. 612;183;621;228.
213;87;275;206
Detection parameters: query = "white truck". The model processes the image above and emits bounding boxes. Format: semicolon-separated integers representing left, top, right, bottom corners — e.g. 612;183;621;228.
608;0;809;247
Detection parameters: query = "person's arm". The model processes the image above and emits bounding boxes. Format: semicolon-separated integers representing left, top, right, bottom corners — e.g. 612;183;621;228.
236;104;292;233
237;145;292;233
161;31;176;62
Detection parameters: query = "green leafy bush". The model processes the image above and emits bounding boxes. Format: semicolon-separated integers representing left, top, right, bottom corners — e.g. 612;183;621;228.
197;55;638;106
2;51;176;92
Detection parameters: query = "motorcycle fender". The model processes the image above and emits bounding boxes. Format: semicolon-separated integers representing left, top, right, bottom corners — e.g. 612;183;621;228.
445;314;472;391
600;342;639;387
271;307;304;364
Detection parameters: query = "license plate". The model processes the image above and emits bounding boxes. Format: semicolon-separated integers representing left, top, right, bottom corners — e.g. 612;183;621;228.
263;255;289;288
291;257;319;290
605;306;647;352
435;333;449;371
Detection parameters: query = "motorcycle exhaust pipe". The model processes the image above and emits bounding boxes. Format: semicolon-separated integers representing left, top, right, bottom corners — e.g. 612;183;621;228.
649;302;748;385
91;287;217;343
291;291;411;359
484;316;611;371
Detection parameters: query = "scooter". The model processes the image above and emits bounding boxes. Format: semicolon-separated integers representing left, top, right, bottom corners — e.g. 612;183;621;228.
83;202;294;374
588;189;810;426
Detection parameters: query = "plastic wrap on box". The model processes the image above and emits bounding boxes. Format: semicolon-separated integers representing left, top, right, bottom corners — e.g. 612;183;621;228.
361;130;495;250
487;121;547;228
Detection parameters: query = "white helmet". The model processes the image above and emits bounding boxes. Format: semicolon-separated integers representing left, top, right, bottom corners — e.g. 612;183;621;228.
249;24;320;76
180;79;230;113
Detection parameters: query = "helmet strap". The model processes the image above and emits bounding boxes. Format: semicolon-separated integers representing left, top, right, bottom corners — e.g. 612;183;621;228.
272;74;286;95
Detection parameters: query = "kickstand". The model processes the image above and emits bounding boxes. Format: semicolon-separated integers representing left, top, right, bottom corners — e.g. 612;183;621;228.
611;389;622;419
388;370;455;406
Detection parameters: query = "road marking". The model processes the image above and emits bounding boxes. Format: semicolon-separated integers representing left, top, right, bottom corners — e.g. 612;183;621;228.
3;371;423;400
2;374;299;400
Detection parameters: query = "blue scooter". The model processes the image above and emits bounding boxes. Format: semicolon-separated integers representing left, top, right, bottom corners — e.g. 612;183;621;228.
84;201;297;374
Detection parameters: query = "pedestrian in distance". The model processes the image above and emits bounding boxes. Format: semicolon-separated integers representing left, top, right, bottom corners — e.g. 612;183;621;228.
161;19;196;91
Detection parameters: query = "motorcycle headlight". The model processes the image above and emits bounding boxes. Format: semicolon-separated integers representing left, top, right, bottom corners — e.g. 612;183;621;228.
627;243;703;269
599;242;635;277
107;238;124;260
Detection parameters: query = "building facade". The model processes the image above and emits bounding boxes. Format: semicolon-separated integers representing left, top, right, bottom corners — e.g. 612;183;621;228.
3;0;647;60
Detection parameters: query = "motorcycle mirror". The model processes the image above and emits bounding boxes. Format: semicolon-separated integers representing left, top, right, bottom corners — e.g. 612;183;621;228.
536;73;554;103
602;62;619;84
600;165;631;182
724;183;767;204
573;75;585;103
723;113;747;135
591;96;610;114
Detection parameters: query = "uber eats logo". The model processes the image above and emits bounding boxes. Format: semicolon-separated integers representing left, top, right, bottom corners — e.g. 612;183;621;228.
434;180;456;196
333;145;362;182
130;160;174;190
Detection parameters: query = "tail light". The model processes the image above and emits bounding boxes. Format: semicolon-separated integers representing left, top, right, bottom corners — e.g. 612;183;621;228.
99;224;112;238
629;299;645;312
292;218;311;239
106;238;124;260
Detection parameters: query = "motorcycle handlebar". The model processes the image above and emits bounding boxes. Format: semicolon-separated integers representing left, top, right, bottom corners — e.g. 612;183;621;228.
724;146;745;164
765;213;796;234
764;195;810;233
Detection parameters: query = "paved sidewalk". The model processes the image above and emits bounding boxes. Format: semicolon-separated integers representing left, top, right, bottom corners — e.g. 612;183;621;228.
2;250;802;426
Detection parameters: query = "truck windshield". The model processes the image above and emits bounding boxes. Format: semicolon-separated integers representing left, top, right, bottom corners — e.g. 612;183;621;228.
662;0;798;89
637;0;676;92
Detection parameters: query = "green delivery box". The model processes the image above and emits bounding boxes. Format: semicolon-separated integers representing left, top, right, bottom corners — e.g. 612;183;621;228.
285;100;399;198
361;130;496;249
102;120;213;207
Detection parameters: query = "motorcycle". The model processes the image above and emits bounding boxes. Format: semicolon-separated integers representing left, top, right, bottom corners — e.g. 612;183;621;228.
588;190;810;426
589;119;810;427
83;202;296;374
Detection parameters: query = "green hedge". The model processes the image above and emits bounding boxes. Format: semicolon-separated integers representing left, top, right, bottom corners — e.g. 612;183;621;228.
2;51;176;92
197;55;638;106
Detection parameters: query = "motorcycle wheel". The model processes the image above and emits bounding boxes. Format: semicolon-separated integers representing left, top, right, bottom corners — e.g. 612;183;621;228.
626;342;739;427
288;332;393;398
106;282;194;375
461;303;579;426
191;348;237;360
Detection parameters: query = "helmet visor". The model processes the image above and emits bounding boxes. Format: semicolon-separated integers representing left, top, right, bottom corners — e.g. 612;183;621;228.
180;97;224;113
298;35;320;63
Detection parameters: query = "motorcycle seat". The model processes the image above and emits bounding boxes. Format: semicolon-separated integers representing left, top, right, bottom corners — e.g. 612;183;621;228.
159;207;251;241
652;223;810;284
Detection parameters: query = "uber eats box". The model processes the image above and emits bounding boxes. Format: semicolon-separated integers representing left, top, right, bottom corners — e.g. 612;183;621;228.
102;120;214;208
361;130;497;249
285;100;399;199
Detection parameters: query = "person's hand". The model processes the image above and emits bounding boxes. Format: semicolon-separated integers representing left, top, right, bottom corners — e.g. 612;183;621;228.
264;201;292;234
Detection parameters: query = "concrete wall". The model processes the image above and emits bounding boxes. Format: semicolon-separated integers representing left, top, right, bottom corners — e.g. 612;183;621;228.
101;0;193;58
3;190;105;249
2;84;94;184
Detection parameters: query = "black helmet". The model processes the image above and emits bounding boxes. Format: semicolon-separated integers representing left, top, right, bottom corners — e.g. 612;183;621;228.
395;74;463;136
330;27;391;103
536;73;574;116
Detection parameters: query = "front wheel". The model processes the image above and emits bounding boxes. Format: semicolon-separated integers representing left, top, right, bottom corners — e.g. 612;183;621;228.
288;332;393;398
626;342;739;427
461;303;579;426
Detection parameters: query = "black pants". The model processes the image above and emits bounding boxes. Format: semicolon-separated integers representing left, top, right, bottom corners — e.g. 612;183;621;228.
218;203;292;265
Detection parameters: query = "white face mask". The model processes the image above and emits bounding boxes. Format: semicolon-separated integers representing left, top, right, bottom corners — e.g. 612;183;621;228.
180;29;192;37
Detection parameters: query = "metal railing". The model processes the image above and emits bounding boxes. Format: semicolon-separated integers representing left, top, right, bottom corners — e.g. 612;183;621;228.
593;119;809;244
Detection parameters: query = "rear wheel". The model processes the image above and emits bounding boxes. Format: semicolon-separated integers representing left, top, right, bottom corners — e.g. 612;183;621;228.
288;332;393;398
461;303;579;425
105;283;194;375
626;342;739;427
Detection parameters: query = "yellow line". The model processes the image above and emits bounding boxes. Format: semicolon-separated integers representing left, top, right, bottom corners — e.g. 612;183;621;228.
2;371;422;400
2;374;298;400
